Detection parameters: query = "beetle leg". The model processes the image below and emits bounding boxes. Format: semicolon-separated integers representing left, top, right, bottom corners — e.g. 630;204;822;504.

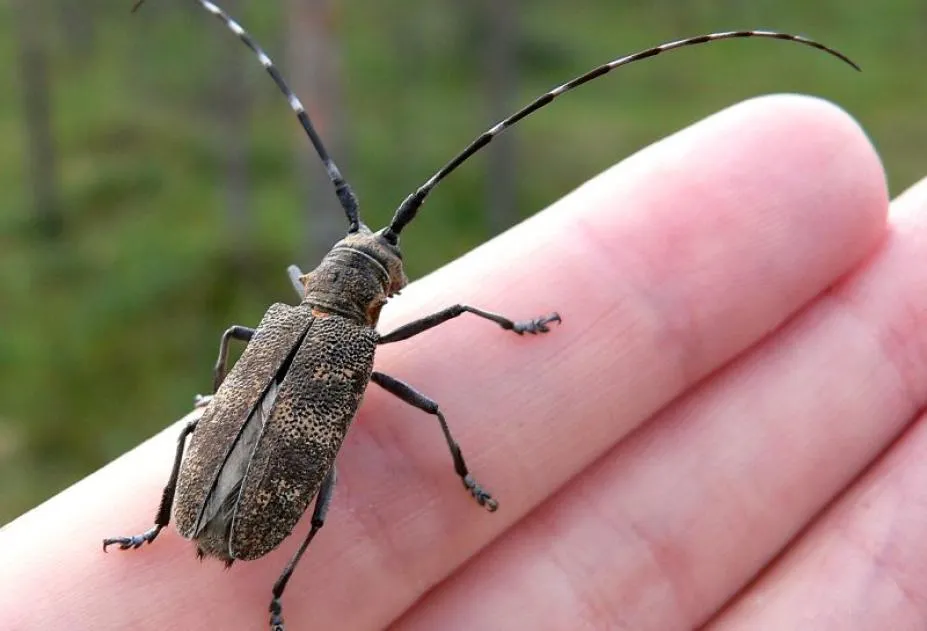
371;372;497;511
286;264;305;299
377;304;560;344
197;267;302;408
269;466;337;631
102;418;198;552
211;325;255;392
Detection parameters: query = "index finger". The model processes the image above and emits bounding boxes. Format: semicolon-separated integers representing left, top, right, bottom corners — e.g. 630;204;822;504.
0;94;887;630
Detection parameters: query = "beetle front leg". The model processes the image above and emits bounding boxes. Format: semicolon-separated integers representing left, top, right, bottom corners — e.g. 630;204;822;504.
102;418;198;551
269;466;337;631
377;304;560;344
371;372;497;511
287;264;305;299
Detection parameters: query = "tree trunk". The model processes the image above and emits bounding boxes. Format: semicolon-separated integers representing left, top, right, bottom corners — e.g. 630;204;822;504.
15;0;61;238
56;0;97;58
215;0;253;274
482;0;519;235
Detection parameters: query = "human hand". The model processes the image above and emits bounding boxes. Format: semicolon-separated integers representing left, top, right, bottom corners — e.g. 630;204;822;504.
3;94;919;630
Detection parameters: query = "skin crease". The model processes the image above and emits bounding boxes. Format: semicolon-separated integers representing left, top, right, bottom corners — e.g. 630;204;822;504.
2;93;915;630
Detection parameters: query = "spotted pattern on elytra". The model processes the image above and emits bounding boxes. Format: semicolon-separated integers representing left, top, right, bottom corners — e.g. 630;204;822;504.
230;316;377;560
173;303;315;548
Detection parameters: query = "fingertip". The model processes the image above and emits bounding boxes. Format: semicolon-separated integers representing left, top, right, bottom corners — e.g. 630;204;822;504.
722;94;887;208
890;173;927;221
573;93;887;228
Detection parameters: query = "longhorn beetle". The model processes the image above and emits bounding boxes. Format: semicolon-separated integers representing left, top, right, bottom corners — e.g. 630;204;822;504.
104;1;859;629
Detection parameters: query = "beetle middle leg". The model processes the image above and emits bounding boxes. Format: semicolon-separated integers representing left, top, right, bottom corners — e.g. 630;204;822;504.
269;466;337;631
102;417;198;551
197;263;303;410
212;325;255;391
371;372;497;511
377;304;560;344
193;324;256;409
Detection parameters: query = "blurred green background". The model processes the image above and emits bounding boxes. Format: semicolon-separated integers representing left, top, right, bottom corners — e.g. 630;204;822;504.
1;0;924;524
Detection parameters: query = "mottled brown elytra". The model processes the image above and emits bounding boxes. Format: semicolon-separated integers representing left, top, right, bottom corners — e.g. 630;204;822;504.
104;1;858;629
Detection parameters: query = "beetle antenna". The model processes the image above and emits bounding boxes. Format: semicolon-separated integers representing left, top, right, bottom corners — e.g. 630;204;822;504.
134;0;361;232
382;30;859;242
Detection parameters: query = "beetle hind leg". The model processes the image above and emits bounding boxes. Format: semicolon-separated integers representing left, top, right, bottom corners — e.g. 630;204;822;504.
102;418;198;552
371;372;498;511
269;466;337;631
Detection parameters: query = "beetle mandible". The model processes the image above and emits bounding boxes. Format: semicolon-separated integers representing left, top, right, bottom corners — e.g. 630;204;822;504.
104;1;859;629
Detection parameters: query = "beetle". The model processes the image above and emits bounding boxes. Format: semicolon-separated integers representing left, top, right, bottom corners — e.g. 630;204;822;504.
104;1;859;629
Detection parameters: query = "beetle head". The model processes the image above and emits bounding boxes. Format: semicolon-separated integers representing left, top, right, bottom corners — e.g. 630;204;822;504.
299;224;408;326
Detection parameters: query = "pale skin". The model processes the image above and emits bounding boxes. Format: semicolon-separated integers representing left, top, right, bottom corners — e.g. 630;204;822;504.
3;94;927;630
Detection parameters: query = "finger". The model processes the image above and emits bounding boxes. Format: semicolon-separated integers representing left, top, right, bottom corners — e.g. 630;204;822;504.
395;174;927;631
0;94;886;631
709;175;927;631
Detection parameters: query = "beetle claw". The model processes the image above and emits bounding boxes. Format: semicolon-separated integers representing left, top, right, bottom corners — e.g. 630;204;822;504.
102;525;162;552
270;598;286;631
463;474;498;512
513;312;562;335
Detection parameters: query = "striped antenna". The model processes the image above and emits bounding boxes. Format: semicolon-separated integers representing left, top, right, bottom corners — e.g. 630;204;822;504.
134;0;362;232
382;30;859;242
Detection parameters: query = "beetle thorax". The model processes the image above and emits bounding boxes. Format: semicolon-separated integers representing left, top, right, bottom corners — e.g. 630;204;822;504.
299;227;408;326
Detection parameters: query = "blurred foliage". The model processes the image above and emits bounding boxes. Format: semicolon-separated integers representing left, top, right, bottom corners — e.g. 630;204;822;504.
1;0;925;523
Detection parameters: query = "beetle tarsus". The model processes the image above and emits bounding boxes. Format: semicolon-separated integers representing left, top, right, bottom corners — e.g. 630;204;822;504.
270;598;285;630
464;474;498;512
102;525;162;552
512;312;562;335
